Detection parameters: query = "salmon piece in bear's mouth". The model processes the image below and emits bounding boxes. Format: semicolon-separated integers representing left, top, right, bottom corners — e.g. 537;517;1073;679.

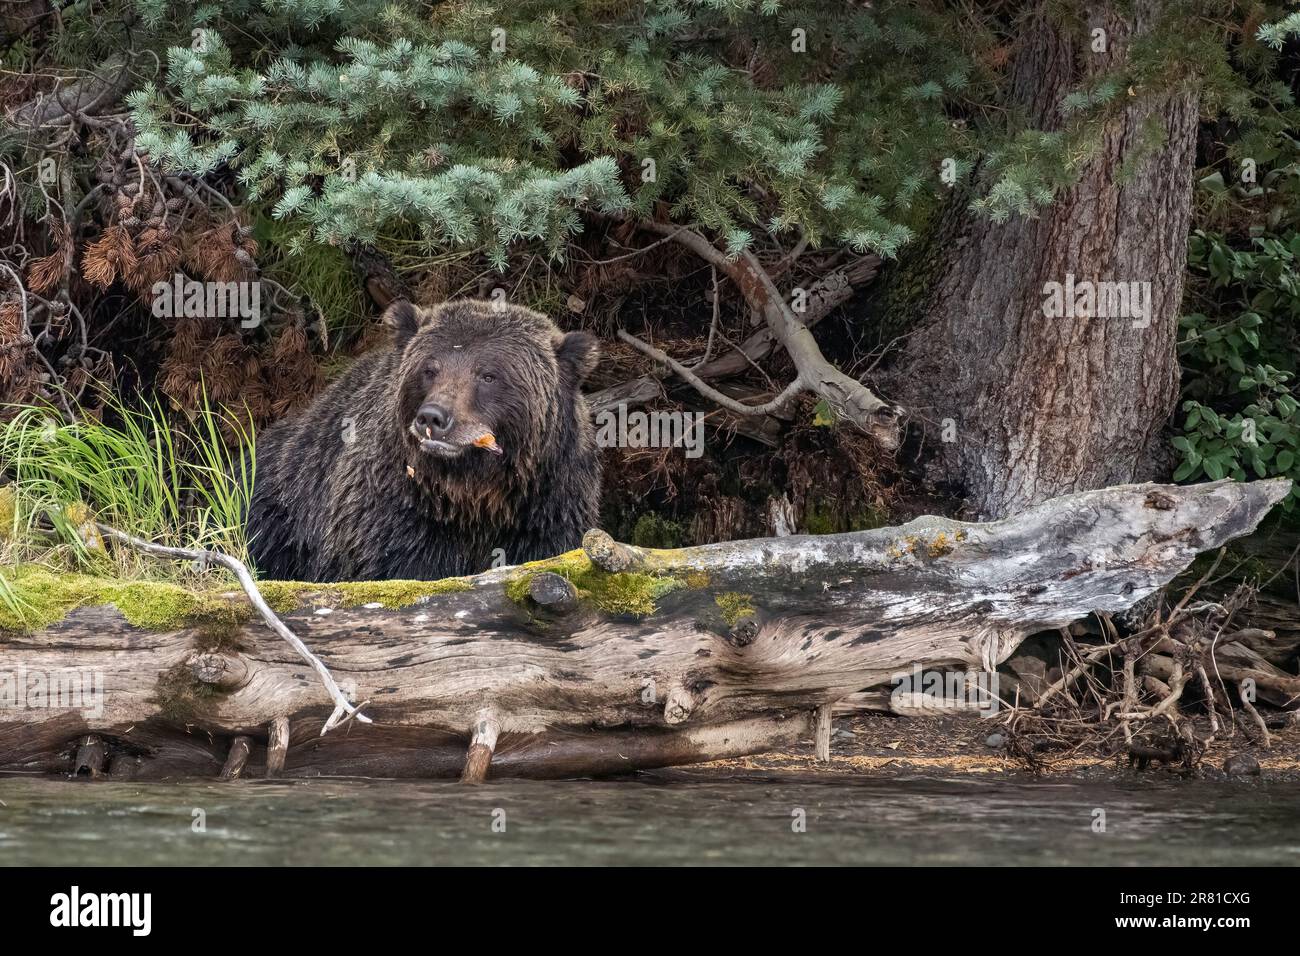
408;422;502;458
471;431;502;455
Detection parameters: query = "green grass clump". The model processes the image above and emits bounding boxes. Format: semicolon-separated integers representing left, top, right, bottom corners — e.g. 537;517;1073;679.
256;215;368;349
630;513;685;549
0;392;256;586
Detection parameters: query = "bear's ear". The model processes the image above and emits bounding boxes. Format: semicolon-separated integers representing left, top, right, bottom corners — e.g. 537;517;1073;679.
554;331;599;389
383;300;423;342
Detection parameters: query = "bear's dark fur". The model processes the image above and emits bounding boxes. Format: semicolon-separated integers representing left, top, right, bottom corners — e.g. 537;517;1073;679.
247;299;600;581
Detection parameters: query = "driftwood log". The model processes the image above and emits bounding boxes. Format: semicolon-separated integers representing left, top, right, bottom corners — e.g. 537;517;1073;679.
0;478;1289;780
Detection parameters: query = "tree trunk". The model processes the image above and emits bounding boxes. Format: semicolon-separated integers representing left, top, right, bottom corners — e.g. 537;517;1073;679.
899;0;1198;518
0;479;1285;781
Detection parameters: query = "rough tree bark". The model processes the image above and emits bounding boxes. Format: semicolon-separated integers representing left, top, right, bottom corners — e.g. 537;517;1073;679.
897;0;1198;518
0;478;1286;781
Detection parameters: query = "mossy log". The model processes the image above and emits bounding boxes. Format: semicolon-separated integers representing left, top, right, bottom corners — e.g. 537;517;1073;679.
0;479;1289;780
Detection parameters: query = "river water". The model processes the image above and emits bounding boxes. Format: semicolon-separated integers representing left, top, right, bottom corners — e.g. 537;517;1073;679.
1;773;1296;866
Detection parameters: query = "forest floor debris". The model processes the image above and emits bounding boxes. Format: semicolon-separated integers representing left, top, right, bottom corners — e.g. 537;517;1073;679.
686;711;1300;782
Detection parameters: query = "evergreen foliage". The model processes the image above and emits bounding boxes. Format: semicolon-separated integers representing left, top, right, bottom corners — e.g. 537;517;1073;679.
4;1;1297;276
125;0;981;264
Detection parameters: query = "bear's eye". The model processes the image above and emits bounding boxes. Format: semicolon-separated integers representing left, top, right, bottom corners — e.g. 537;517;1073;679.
478;371;497;385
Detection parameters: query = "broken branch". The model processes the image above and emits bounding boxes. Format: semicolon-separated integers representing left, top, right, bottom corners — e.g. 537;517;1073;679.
633;221;900;447
616;328;805;416
93;523;371;736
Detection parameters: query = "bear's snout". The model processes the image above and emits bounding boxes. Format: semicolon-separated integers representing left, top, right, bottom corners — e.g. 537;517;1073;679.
414;402;454;438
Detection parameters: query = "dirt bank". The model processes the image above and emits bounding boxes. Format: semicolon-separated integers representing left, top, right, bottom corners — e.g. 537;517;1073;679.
682;712;1300;783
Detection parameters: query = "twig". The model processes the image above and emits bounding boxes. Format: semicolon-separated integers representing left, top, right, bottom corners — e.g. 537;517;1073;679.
1151;659;1187;718
164;173;240;220
586;252;878;417
1120;648;1137;744
95;523;371;735
712;326;777;386
1035;642;1118;708
617;329;805;416
1195;662;1221;734
696;265;720;366
0;261;30;336
1238;681;1271;749
1115;658;1187;720
585;225;686;265
1168;548;1225;623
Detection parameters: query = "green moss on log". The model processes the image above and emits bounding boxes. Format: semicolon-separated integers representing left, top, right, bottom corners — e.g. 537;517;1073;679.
0;565;252;633
503;549;684;616
257;577;473;611
332;578;473;606
0;565;474;634
714;592;755;626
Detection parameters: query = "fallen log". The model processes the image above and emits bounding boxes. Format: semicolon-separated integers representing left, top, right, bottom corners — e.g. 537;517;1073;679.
0;478;1289;780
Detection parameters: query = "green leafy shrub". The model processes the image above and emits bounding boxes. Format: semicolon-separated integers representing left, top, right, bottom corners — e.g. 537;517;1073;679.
1175;230;1300;504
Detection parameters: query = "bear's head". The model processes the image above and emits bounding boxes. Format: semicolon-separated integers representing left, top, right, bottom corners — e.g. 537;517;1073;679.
385;298;597;480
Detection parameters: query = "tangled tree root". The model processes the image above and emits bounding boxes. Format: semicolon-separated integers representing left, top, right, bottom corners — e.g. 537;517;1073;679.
998;550;1299;774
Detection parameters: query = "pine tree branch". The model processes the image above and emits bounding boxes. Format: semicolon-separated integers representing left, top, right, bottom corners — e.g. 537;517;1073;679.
9;56;133;129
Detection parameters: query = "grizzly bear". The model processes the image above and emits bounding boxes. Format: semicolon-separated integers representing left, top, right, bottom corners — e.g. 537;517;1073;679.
247;299;601;582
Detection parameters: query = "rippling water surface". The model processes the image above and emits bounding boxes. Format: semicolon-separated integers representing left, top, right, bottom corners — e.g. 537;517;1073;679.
1;773;1296;866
